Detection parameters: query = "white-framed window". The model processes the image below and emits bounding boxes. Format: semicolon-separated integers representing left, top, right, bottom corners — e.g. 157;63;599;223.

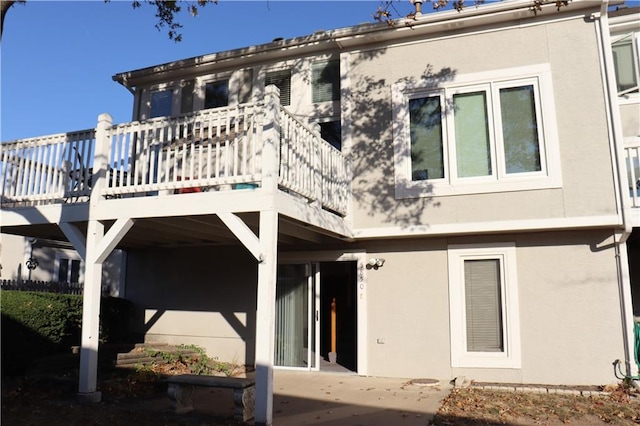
612;31;639;96
312;60;340;103
448;243;521;369
138;69;253;120
203;79;230;109
392;64;561;198
55;251;84;284
149;85;175;119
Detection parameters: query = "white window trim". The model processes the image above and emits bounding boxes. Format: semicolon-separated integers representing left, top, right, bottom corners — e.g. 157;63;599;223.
447;243;521;369
392;63;562;199
611;30;640;98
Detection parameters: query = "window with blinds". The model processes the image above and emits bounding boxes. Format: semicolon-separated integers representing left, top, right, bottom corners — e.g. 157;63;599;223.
464;259;504;352
312;60;340;103
265;69;291;106
447;243;521;368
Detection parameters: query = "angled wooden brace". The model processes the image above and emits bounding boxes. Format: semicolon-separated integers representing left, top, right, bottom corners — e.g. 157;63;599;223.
217;212;264;262
89;218;135;264
59;223;87;261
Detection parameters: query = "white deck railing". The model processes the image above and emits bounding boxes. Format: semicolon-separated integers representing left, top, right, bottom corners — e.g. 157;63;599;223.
1;130;95;203
625;141;640;208
1;90;350;216
103;103;262;197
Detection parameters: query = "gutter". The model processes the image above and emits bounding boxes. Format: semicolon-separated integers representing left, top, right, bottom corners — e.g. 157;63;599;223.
113;0;607;91
595;0;639;387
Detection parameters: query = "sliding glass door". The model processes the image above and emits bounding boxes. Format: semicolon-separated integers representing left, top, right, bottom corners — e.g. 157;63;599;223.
275;263;319;369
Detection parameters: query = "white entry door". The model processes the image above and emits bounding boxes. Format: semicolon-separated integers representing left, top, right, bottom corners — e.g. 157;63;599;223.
275;263;320;370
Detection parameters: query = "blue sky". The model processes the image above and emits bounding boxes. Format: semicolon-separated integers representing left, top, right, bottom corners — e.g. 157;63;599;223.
1;0;416;141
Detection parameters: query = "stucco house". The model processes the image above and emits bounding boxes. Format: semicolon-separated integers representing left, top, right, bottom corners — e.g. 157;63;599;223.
1;0;639;424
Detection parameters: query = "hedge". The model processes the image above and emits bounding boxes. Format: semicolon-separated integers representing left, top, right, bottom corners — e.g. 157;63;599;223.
1;291;134;375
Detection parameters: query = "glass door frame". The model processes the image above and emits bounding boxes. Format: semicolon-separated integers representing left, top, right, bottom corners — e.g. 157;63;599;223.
274;261;320;371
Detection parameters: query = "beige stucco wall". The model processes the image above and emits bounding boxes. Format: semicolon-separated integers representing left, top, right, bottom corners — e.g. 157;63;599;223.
347;16;617;230
125;246;258;365
362;230;624;385
619;101;640;139
125;228;625;386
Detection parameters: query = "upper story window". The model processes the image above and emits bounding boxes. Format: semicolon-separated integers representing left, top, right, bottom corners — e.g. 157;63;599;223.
392;64;561;198
204;79;229;109
139;70;252;120
312;60;340;103
319;120;342;151
180;79;196;114
150;88;173;118
612;32;639;95
265;69;291;106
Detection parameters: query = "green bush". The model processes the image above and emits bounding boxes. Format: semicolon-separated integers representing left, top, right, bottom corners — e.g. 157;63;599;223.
100;296;134;343
1;291;134;375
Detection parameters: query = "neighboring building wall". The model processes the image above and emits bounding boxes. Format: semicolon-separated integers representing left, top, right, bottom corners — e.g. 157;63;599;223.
0;233;124;296
0;233;28;280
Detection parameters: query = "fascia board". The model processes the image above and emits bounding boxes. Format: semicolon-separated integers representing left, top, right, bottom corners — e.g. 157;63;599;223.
113;0;608;88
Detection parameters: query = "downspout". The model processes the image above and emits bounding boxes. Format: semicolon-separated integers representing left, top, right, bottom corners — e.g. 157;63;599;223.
596;0;639;388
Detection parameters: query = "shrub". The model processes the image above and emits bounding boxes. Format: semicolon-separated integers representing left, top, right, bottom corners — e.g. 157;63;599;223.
1;291;82;374
1;291;134;375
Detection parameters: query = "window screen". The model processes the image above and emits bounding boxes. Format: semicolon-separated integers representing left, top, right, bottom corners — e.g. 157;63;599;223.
464;259;504;352
265;69;291;106
454;91;492;178
500;85;541;174
312;61;340;103
409;96;444;180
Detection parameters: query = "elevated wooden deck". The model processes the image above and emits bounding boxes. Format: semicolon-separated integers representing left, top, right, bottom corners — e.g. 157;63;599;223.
1;88;353;247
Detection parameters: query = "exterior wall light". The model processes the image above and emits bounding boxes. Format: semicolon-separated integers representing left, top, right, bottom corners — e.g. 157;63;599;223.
367;258;385;270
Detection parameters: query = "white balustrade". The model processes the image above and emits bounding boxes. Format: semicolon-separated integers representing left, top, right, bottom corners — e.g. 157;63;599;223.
1;102;350;216
1;130;95;204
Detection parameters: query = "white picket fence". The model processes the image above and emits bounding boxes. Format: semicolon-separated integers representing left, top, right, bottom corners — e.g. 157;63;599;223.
0;93;350;216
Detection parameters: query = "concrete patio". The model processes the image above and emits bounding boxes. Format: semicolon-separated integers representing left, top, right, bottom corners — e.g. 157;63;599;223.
169;370;451;425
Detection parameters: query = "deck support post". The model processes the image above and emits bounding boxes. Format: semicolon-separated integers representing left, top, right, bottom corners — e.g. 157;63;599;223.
253;84;281;426
77;219;104;401
77;113;115;402
254;209;278;426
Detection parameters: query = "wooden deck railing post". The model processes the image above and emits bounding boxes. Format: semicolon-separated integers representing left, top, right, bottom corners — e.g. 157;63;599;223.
312;123;323;208
91;113;113;202
261;85;281;194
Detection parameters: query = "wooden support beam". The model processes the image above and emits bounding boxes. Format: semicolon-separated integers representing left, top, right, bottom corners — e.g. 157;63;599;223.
91;218;135;264
78;219;104;400
254;209;278;426
59;223;86;261
218;212;263;262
